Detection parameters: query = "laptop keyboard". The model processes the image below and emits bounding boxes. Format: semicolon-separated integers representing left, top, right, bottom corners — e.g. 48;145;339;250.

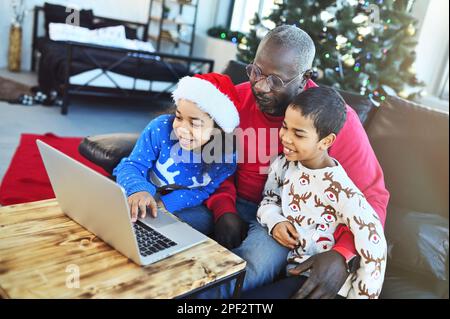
134;221;177;257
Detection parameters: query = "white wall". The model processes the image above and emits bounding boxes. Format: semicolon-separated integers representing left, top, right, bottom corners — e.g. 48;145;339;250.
193;34;238;72
194;0;218;36
191;0;239;71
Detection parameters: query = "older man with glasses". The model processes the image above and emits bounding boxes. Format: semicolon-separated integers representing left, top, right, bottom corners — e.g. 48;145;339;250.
186;25;390;299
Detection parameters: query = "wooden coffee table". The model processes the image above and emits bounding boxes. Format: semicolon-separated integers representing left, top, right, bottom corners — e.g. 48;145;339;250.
0;199;246;299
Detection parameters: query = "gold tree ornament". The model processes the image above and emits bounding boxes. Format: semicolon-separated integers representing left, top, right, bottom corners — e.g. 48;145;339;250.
342;54;356;67
399;90;409;99
407;24;416;36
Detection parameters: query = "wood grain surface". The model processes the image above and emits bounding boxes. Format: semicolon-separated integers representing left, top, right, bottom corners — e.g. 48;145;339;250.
0;199;246;298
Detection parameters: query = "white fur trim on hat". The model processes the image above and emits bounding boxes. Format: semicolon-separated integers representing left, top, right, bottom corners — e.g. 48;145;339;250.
172;76;239;133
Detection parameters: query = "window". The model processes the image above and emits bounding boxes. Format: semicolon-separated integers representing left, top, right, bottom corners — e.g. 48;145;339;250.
230;0;278;33
439;51;449;101
414;0;449;108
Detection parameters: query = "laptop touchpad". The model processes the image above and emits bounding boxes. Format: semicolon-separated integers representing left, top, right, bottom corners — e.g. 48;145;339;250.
141;209;178;228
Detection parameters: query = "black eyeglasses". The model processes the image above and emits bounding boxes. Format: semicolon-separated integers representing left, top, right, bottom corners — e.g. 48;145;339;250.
246;63;305;91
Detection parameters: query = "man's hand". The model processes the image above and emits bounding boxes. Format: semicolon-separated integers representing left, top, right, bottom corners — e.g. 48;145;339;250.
271;221;299;249
127;191;158;222
214;213;248;250
289;250;349;299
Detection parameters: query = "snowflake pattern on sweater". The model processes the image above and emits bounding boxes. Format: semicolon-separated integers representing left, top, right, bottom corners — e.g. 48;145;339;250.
113;114;237;213
257;154;387;299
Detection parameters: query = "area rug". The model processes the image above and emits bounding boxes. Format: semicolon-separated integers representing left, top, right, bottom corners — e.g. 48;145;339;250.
0;133;109;206
0;76;32;102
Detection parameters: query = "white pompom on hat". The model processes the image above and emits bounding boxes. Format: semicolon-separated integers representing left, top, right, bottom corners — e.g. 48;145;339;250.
172;73;240;133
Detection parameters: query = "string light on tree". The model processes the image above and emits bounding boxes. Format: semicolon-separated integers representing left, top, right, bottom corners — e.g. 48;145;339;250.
342;54;356;67
407;24;416;36
207;26;246;45
399;90;409;99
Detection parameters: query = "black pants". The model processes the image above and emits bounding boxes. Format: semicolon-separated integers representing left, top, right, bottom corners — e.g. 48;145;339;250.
241;276;345;299
241;276;308;299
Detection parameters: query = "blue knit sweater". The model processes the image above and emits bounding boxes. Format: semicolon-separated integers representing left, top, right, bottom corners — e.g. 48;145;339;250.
113;114;237;213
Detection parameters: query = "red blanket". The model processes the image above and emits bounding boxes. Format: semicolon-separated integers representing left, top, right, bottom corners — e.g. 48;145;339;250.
0;133;109;206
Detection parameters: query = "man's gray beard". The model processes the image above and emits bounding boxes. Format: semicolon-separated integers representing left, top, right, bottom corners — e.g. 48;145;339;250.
258;103;288;117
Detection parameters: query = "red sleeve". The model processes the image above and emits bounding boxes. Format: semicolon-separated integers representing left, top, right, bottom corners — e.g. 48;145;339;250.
329;106;390;258
205;175;238;222
332;225;357;260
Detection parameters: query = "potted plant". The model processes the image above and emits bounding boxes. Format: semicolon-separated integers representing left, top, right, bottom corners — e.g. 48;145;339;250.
162;4;170;19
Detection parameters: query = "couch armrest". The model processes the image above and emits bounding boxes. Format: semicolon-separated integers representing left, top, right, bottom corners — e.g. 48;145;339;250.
78;133;139;174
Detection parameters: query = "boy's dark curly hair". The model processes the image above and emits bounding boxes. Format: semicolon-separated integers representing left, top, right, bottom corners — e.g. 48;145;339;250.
289;87;347;140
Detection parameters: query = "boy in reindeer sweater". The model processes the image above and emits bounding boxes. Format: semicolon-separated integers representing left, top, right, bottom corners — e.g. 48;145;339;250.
257;87;387;299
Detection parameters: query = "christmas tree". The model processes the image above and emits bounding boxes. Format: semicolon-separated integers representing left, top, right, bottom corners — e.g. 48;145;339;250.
237;0;424;104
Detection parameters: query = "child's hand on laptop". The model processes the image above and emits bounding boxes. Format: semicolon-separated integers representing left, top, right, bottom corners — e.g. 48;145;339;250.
127;191;158;222
157;200;169;213
272;221;300;250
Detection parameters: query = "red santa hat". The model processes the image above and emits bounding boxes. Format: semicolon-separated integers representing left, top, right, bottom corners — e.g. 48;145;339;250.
172;73;240;133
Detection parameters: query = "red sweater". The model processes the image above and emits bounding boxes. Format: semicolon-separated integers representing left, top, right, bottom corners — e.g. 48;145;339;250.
205;81;390;259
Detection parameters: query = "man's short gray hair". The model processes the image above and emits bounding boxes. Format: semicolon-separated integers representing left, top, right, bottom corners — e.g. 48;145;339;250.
261;25;316;73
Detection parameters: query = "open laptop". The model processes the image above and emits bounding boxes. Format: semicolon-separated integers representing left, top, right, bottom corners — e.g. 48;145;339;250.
36;140;207;266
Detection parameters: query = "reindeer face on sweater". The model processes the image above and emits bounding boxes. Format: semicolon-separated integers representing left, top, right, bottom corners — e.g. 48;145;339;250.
315;223;329;232
354;216;381;244
299;172;310;186
275;174;290;188
322;172;356;203
288;184;312;212
314;195;338;223
360;249;385;280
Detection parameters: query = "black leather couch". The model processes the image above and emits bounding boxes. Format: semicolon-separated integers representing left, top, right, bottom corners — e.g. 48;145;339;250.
79;60;449;299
